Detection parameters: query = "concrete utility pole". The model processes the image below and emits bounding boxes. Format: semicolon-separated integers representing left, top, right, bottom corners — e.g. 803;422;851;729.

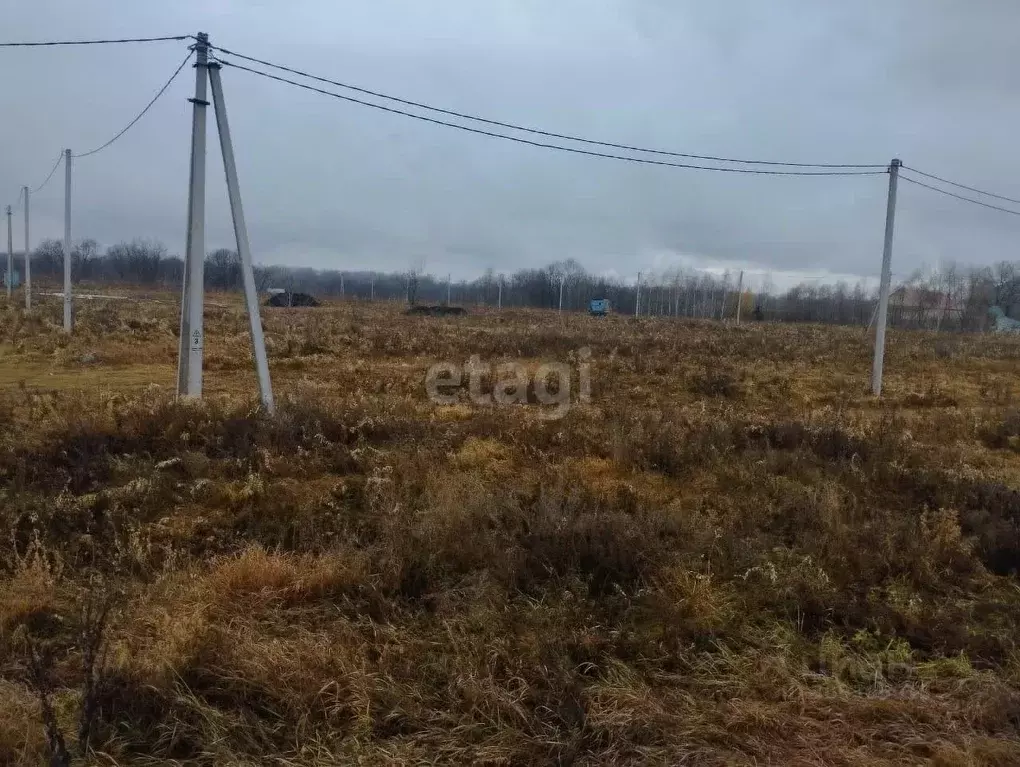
498;275;503;309
635;272;641;316
370;275;375;301
340;273;344;297
63;149;72;331
871;159;901;396
559;274;564;312
735;270;744;324
178;33;209;397
6;205;12;298
208;59;274;412
23;186;30;309
447;273;451;305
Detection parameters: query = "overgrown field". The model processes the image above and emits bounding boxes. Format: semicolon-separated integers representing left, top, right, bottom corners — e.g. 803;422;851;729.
2;292;1020;765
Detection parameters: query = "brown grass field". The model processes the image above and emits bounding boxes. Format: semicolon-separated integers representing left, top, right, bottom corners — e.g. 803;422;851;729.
2;289;1020;765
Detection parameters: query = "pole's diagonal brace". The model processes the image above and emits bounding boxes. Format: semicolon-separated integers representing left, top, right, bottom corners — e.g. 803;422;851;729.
208;60;275;412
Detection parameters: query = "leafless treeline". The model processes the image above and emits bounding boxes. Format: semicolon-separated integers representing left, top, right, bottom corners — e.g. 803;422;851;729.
9;242;1020;331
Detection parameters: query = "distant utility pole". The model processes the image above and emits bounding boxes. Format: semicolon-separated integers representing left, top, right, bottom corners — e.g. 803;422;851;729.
871;159;901;396
635;272;641;316
5;205;12;299
447;273;451;305
370;275;375;301
23;186;30;309
559;274;564;312
498;275;503;309
63;149;72;331
735;270;744;324
340;273;344;297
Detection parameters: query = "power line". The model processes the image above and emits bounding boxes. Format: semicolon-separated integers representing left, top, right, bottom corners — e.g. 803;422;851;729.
902;165;1020;206
210;44;885;170
900;173;1020;217
31;152;64;194
0;35;189;48
217;58;886;178
11;50;192;208
73;51;193;158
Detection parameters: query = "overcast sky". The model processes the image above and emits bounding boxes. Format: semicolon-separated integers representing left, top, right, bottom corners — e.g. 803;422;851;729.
2;1;1018;289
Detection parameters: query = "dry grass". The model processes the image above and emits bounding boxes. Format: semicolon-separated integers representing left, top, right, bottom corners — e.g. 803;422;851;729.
1;292;1020;764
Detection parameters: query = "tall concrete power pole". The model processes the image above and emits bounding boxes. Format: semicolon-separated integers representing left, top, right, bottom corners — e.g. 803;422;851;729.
178;33;209;396
22;186;30;309
871;159;901;396
5;205;12;299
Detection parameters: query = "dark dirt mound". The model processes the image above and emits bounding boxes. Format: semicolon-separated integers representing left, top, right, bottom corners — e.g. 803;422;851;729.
407;304;467;316
266;292;321;308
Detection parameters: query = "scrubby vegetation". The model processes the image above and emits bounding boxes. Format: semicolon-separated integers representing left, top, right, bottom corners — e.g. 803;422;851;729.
1;293;1020;764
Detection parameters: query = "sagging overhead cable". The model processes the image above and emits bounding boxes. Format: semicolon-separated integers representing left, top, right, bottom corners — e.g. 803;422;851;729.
73;50;194;159
901;166;1020;207
209;44;885;170
899;173;1020;217
0;35;190;47
217;57;887;178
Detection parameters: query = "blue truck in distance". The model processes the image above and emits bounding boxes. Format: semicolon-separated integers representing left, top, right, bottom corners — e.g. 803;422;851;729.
589;299;610;316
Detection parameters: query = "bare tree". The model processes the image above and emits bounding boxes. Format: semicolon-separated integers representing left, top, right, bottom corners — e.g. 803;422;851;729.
105;239;167;284
71;239;98;283
206;248;241;291
407;270;419;306
992;261;1020;312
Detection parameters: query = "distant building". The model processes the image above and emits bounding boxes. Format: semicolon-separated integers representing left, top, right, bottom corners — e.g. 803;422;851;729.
891;285;960;327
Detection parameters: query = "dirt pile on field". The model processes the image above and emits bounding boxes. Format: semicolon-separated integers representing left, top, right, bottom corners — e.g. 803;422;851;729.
407;304;467;316
267;291;320;307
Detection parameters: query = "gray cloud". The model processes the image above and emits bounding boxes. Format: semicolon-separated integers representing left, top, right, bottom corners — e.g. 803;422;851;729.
2;0;1018;287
